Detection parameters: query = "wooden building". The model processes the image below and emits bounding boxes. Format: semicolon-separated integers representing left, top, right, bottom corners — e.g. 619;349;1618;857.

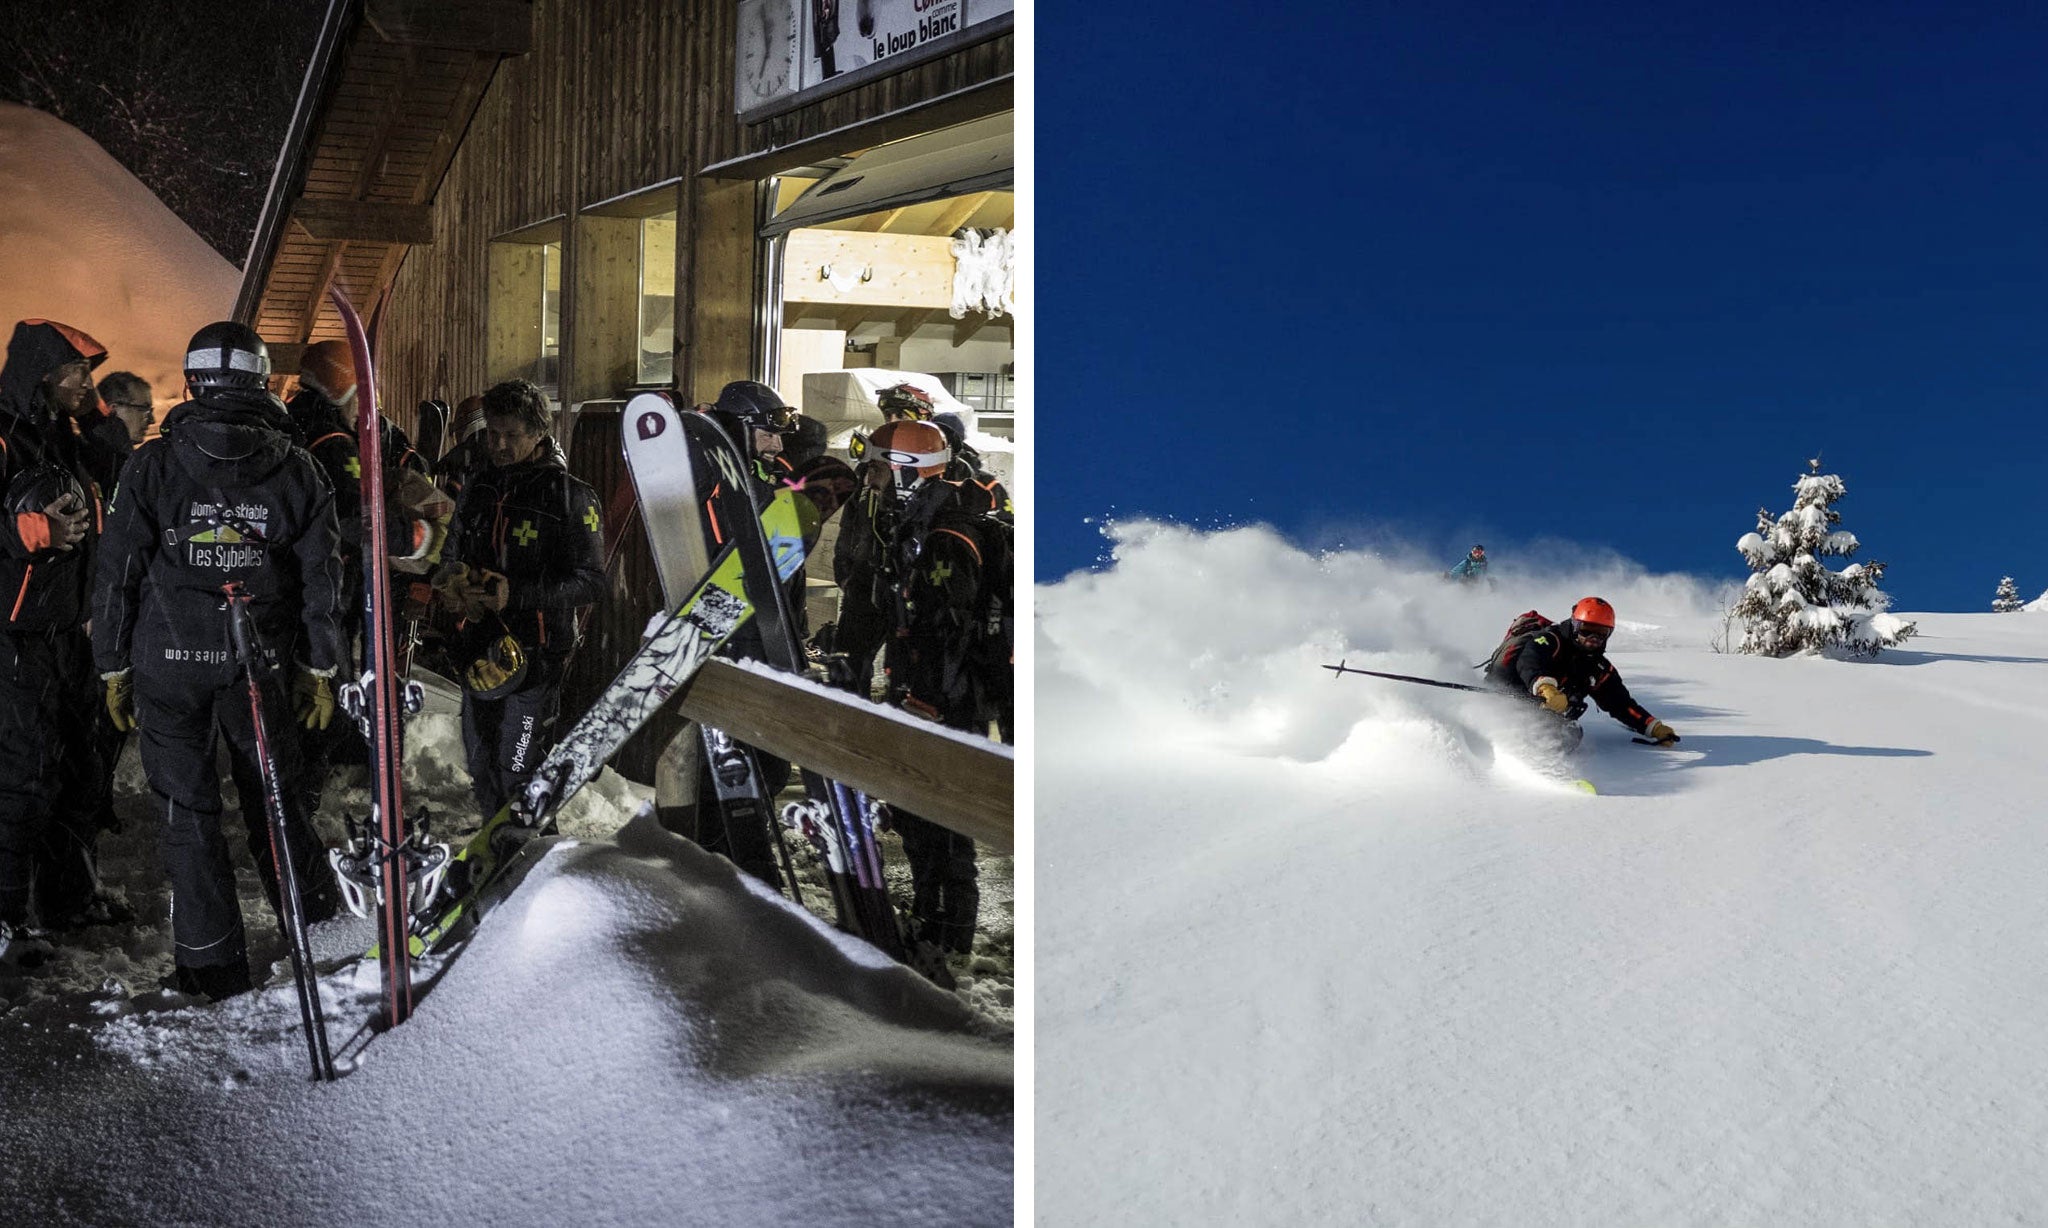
237;0;1016;820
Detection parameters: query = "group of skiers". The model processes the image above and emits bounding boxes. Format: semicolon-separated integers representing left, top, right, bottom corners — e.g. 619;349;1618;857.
0;316;1007;996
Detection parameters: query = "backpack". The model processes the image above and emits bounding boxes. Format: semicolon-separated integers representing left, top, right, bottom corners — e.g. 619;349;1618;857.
939;509;1013;731
1481;609;1552;677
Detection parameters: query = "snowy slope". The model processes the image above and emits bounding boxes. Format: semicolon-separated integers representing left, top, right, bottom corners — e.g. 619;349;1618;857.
0;102;240;410
0;684;1012;1226
1037;521;2048;1225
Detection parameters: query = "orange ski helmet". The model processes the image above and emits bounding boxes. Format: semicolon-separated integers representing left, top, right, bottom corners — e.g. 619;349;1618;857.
869;418;951;492
1570;596;1616;629
299;339;357;403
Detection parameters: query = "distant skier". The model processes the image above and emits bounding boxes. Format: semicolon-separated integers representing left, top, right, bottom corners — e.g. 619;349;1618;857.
433;378;604;823
92;322;346;1000
1481;597;1678;751
1448;544;1489;584
0;319;115;963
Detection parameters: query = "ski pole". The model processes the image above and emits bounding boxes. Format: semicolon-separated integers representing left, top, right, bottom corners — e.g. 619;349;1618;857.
224;581;337;1082
1321;660;1489;692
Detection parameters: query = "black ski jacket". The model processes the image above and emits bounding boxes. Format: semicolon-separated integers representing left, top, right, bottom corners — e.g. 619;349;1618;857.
75;405;135;499
881;481;986;725
0;320;106;633
92;389;347;682
445;437;604;658
1484;621;1655;733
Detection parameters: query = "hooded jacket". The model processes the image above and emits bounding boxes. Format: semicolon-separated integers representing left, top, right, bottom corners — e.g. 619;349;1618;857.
92;388;346;682
0;320;107;633
445;436;604;658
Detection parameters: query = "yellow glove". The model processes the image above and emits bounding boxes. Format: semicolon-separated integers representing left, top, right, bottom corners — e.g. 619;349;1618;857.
293;668;336;731
102;669;135;733
1645;719;1678;745
1534;680;1570;714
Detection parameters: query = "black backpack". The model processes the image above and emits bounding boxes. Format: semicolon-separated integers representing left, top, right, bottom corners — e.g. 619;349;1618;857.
1481;609;1553;678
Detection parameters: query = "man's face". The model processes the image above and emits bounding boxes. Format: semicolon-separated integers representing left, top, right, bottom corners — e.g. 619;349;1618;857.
485;415;544;469
44;361;95;417
104;391;153;447
751;426;784;460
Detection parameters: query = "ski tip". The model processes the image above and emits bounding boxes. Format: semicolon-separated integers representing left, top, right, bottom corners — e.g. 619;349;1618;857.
1573;779;1598;795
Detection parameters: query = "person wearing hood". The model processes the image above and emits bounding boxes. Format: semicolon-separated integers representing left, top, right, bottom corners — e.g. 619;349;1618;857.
0;319;118;962
92;322;346;1000
432;378;604;822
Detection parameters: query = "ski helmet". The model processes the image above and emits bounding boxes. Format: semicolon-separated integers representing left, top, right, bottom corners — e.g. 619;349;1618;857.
704;380;796;459
6;463;85;519
1570;596;1616;628
298;339;356;403
184;321;271;391
452;394;487;441
876;382;935;420
869;419;951;497
464;630;528;701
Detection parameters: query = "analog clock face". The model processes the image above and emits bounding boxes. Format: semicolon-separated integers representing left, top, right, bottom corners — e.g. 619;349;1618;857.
741;0;793;103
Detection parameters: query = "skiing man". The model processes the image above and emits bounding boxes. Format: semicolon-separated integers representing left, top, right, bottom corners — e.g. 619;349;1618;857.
866;417;993;968
433;378;604;823
1448;544;1489;583
1482;596;1678;752
92;322;346;1000
0;320;118;963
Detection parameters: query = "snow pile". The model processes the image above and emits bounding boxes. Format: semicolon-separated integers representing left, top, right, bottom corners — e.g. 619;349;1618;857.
1038;518;2048;1225
0;102;240;412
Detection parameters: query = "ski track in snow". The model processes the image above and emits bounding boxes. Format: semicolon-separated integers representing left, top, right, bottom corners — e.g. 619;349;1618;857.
0;678;1012;1225
1037;521;2048;1226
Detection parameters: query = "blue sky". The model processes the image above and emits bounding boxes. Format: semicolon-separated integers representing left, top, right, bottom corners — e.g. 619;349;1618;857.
1037;1;2048;611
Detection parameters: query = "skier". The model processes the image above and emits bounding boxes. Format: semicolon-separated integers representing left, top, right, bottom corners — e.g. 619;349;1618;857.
0;320;119;963
686;380;807;886
1448;544;1489;583
866;417;991;967
92;321;346;1000
433;378;604;822
1481;597;1677;752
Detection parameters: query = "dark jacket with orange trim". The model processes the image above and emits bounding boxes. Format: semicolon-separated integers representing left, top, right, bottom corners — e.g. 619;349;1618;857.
881;480;986;725
91;389;347;682
1485;620;1657;733
444;437;604;660
0;320;106;634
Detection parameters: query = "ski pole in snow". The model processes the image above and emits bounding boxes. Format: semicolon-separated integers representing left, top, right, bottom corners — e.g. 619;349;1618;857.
224;581;337;1082
1322;660;1487;692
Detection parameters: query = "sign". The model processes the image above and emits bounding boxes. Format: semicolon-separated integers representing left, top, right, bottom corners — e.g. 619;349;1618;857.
736;0;1011;117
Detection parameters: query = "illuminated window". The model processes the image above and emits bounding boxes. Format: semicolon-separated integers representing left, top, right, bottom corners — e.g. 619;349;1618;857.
637;212;676;386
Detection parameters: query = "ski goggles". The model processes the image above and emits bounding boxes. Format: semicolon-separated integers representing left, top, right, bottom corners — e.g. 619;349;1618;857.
1572;621;1612;648
754;406;797;430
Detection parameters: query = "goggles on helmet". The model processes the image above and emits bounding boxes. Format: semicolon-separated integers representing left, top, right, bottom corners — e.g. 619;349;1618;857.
1572;620;1611;649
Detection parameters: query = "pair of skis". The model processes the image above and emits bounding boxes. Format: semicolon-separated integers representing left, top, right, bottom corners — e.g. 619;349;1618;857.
622;393;904;959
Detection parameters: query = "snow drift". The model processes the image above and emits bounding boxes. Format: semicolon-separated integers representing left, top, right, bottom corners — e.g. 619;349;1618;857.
1038;519;2048;1225
0;102;240;411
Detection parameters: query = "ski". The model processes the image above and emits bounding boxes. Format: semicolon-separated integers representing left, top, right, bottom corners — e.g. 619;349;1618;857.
413;398;448;467
222;580;336;1081
375;537;756;957
675;408;906;959
329;287;417;1029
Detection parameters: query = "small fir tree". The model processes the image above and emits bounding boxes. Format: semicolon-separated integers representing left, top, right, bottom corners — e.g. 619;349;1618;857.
1993;576;2023;613
1733;458;1917;657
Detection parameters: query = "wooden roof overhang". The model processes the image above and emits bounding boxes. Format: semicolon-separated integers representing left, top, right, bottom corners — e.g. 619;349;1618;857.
235;0;529;373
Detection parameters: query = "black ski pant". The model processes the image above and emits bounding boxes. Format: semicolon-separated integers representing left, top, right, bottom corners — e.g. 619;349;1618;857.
893;809;978;954
693;740;789;888
0;627;104;928
461;655;564;820
831;581;890;700
135;668;331;973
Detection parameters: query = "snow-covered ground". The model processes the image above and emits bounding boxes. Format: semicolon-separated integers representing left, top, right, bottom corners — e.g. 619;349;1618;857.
1037;521;2048;1225
0;103;240;413
0;679;1011;1226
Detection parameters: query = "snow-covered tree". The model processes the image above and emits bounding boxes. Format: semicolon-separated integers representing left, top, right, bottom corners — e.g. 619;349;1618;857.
1733;458;1916;657
1993;576;2023;613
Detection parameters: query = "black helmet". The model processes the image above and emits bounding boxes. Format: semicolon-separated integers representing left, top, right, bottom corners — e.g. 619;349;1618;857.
705;380;795;459
184;321;271;390
6;463;85;518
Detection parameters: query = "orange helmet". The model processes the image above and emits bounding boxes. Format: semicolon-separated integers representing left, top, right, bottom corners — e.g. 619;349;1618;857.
869;419;951;492
299;339;356;403
1570;597;1616;629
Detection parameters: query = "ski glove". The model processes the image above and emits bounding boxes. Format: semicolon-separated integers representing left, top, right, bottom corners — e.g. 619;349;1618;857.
102;670;135;733
1645;719;1679;745
1534;680;1571;714
294;668;337;731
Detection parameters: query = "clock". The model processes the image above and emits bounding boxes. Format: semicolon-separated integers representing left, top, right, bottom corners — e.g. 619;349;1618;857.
737;0;796;108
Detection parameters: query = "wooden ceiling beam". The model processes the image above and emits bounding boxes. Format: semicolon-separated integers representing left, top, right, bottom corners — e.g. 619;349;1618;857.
931;193;987;237
364;0;533;54
292;198;436;244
